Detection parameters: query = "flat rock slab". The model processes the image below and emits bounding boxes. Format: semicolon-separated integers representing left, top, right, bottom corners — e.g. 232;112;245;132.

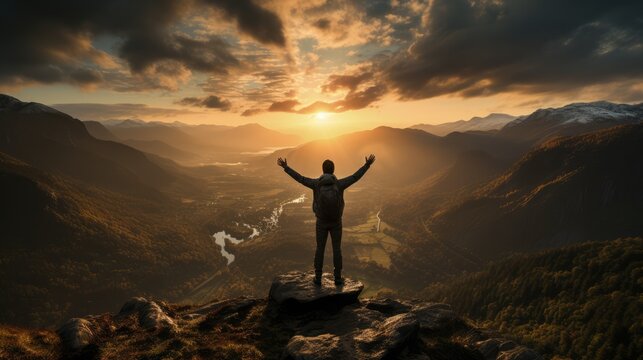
269;271;363;311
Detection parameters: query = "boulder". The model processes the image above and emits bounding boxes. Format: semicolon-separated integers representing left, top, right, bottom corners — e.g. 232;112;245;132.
411;303;458;332
57;318;95;350
353;313;420;359
119;297;178;333
363;298;412;315
269;271;363;311
284;334;344;360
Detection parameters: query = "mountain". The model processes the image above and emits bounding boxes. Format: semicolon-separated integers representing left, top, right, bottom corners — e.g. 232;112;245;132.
104;121;300;152
0;152;222;327
0;94;177;197
383;150;510;229
0;272;541;360
104;120;202;152
411;113;517;136
425;237;642;360
83;120;119;141
261;126;522;187
180;123;299;151
424;124;643;259
122;139;200;163
499;101;643;144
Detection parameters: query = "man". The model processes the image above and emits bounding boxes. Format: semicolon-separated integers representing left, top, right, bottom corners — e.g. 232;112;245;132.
277;154;376;286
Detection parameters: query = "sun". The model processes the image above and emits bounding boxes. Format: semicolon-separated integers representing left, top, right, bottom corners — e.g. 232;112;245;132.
314;112;329;125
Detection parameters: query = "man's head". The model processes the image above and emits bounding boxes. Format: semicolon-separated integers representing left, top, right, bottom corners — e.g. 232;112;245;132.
322;159;334;174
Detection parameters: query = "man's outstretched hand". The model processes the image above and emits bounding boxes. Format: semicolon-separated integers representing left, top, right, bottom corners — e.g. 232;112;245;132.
365;154;376;166
277;157;288;168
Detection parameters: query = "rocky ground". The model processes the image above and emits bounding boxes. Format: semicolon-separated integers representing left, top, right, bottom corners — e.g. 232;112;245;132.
0;271;541;359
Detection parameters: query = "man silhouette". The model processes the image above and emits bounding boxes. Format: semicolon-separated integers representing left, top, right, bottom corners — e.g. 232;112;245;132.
278;154;375;285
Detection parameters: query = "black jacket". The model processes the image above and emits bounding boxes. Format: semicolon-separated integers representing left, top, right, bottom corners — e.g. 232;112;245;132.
284;163;371;219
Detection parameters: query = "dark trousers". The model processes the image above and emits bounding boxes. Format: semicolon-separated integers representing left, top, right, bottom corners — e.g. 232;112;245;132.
315;218;342;278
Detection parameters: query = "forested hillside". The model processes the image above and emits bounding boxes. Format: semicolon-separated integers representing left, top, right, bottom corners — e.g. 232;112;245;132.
425;238;642;359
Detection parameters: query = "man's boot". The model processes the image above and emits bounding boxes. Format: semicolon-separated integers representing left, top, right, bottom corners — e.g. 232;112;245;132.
313;271;322;286
334;270;344;285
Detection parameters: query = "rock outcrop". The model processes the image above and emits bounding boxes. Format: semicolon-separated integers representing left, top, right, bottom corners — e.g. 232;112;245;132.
269;271;363;311
118;297;178;333
4;273;542;359
57;318;96;351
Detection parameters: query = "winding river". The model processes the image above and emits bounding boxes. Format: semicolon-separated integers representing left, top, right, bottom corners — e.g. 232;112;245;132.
212;194;306;265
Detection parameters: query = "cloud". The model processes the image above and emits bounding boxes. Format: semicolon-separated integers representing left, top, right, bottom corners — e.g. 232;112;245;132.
312;18;331;30
241;108;264;116
51;103;197;120
267;82;386;114
322;71;373;93
383;0;643;100
204;0;286;47
268;100;300;112
177;95;232;111
0;0;284;88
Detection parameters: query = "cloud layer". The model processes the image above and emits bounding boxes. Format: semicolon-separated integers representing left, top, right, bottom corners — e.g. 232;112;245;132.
3;0;642;115
0;0;285;89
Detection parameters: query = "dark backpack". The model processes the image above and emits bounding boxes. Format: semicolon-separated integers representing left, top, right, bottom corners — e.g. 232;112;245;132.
316;177;342;220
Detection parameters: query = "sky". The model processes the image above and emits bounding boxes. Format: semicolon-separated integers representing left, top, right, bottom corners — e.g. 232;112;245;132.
2;0;642;139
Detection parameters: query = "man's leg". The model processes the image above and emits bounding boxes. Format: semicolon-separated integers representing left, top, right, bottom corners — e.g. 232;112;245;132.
314;220;329;283
329;220;343;282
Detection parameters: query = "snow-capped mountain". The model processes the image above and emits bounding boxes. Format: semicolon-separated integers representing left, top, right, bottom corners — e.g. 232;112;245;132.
0;94;65;116
500;101;643;143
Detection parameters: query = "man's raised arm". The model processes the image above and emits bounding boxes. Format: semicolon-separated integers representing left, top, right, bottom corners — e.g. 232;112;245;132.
338;154;375;190
277;157;316;189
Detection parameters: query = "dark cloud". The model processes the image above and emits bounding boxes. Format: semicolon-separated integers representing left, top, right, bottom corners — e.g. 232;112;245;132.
384;0;643;99
267;83;386;114
313;18;331;30
322;71;373;93
204;0;286;47
268;100;300;112
177;95;232;111
120;34;239;75
0;0;284;88
51;103;196;120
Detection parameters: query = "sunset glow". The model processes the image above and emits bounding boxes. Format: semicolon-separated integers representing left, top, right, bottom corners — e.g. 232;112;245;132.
2;0;640;140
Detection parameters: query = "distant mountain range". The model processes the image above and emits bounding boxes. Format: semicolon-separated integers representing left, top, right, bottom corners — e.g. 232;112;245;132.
410;113;517;136
91;119;302;164
262;126;521;187
410;102;643;143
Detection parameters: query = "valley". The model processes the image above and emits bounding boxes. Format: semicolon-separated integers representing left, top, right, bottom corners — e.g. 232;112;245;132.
0;95;641;359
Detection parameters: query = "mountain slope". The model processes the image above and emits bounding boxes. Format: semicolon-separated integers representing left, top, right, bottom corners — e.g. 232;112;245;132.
122;139;200;163
425;238;642;360
0;152;223;327
83;120;119;141
499;101;643;144
411;113;517;136
0;95;176;197
430;124;643;259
